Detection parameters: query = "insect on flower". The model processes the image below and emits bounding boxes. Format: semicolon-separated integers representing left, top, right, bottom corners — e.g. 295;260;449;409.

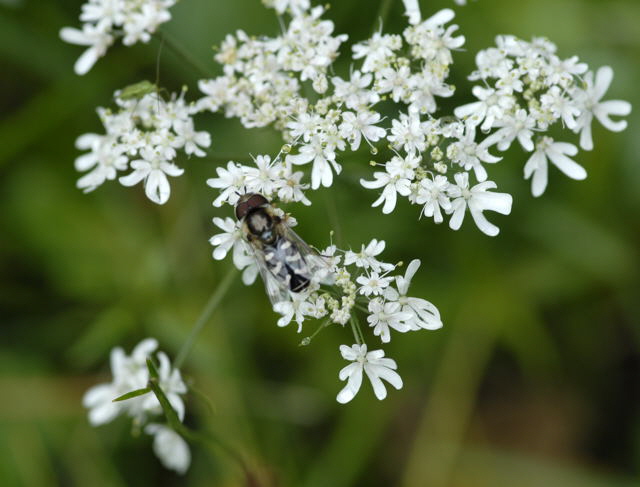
235;193;334;305
235;193;333;305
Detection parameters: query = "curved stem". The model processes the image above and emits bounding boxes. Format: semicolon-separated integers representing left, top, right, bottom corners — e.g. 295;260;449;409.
174;266;236;369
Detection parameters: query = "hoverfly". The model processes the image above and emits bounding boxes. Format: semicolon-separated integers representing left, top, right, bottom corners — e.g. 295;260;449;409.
235;193;333;305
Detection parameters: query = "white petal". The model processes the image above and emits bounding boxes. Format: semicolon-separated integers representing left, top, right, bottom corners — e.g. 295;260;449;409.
469;209;500;236
531;157;548;197
75;46;100;76
448;200;466;230
145;170;171;204
593;66;613;101
548;150;587;180
336;366;363;404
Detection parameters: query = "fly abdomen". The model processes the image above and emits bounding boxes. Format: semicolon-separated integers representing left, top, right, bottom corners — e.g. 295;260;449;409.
264;238;311;293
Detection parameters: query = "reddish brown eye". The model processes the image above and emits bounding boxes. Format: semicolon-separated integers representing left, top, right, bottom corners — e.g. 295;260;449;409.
235;193;269;220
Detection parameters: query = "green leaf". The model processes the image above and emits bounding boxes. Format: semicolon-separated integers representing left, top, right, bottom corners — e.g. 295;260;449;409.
147;379;181;430
112;387;151;402
146;358;160;381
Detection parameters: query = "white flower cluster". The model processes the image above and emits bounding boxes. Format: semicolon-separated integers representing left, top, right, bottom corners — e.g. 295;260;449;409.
83;338;191;474
457;36;632;196
60;0;176;75
197;5;347;130
210;215;442;402
207;153;311;209
196;2;630;237
74;86;210;204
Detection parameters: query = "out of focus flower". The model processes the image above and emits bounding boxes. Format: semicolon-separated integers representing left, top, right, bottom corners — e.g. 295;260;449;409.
61;0;177;75
82;338;187;425
145;424;191;474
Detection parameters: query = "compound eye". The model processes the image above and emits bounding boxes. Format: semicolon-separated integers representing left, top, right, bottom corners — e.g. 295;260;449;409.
235;193;269;220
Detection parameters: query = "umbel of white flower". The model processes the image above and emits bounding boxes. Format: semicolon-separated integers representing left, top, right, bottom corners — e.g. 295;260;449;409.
209;196;442;402
83;338;191;474
196;1;630;237
60;0;178;75
73;88;210;204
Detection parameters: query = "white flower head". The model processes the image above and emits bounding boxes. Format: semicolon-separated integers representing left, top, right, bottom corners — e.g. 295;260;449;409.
82;338;187;426
336;344;403;403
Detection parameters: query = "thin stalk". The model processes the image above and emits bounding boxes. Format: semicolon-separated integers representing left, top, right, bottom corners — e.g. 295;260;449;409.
349;315;366;346
174;267;236;369
323;193;343;247
374;0;394;34
157;31;213;79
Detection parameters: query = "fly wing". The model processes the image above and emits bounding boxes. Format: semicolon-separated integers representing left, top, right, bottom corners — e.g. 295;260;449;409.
244;239;291;307
278;224;335;286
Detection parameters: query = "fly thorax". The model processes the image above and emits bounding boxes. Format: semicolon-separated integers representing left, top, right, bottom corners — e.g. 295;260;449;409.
246;210;275;243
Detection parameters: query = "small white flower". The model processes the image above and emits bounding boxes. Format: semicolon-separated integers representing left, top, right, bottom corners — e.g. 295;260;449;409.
82;338;188;426
344;239;394;273
447;124;501;182
60;24;114;75
384;260;442;331
287;136;342;190
481;109;536;152
352;31;401;73
356;272;392;296
61;1;176;74
206;161;247;207
74;133;128;192
332;70;379;110
339;110;386;151
173;119;211;157
336;344;403;403
273;295;309;332
244;155;281;197
118;149;184;205
415;175;451;223
209;217;244;261
360;161;413;214
145;424;191;475
447;172;513;237
572;66;631;151
454;86;514;131
387;112;426;155
367;297;413;343
523;137;586;197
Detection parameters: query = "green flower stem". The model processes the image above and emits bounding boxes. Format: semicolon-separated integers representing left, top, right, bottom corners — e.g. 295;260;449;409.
300;318;332;346
374;0;394;33
350;315;366;346
147;377;250;479
174;266;236;369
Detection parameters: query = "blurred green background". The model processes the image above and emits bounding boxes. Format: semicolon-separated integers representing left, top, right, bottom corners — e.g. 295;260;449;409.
1;0;639;485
